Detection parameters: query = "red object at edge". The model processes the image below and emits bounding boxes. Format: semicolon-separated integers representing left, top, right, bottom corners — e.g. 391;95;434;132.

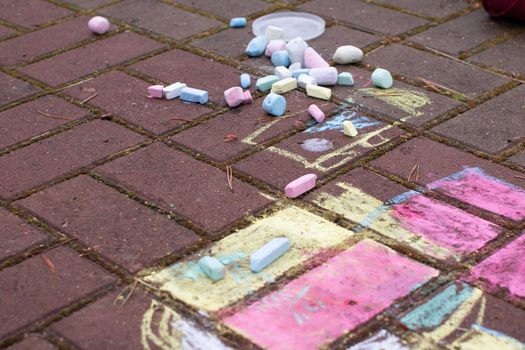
482;0;525;20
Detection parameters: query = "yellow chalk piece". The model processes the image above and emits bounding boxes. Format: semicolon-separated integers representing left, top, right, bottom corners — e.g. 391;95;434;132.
144;206;353;312
311;182;451;260
343;120;358;137
450;329;524;350
270;78;298;94
306;84;331;100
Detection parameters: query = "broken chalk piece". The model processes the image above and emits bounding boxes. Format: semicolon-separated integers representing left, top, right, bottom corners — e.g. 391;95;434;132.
246;36;268;57
198;256;225;282
274;66;293;80
265;39;286;57
337;72;354;86
229;17;247;28
242;90;253;104
371;68;393;89
308;104;325;123
271;50;291;67
265;25;284;41
240;73;251;89
333;45;363;64
286;37;308;66
256;75;279;91
306;84;331;100
262;93;286;116
271;77;297;94
343;120;358;137
285;173;317;198
309;67;338;85
180;87;208;104
224;86;245;107
298;74;316;89
250;237;290;273
88;16;110;35
289;62;301;71
163;82;187;100
147;85;164;99
304;47;329;69
293;68;310;79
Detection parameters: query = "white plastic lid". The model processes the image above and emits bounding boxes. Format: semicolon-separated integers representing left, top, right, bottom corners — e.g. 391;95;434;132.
252;12;326;41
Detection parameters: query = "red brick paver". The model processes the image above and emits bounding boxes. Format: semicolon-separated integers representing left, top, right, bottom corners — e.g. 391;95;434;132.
0;0;72;29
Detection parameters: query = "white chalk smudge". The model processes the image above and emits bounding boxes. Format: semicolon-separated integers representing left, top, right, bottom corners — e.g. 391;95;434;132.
301;138;334;152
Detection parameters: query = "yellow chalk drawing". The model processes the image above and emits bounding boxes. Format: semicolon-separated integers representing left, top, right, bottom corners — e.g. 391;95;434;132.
141;299;182;350
451;329;525;350
241;119;281;145
311;182;451;260
266;124;394;172
144;206;353;312
357;88;431;121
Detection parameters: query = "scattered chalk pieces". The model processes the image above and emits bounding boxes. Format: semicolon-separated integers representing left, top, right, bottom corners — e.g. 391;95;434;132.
285;173;317;198
265;39;286;58
164;82;187;100
343;120;358;137
371;68;393;89
250;237;290;273
306;84;331;100
298;74;316;89
265;25;284;41
256;75;279;91
224;86;244;107
199;256;225;281
262;93;286;116
274;66;292;80
229;17;247;28
180;87;208;104
337;72;354;86
308;104;325;123
242;90;253;104
271;77;297;94
333;45;363;64
304;47;329;69
309;67;338;86
271;50;291;67
147;85;164;99
88;16;110;35
240;73;251;89
246;36;268;57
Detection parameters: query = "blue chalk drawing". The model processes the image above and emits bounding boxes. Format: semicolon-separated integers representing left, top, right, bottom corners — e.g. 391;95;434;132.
401;283;474;330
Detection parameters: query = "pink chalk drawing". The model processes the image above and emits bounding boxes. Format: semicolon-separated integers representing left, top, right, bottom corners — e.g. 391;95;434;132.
391;194;501;254
223;240;438;350
428;167;525;221
468;232;525;300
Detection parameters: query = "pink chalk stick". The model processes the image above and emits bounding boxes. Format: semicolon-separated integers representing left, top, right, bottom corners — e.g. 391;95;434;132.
224;87;244;107
147;85;164;99
242;90;253;104
309;67;338;85
308;104;325;123
304;47;329;69
428;168;525;221
265;39;286;57
224;240;437;350
391;194;500;255
284;174;317;198
88;16;110;35
468;232;525;299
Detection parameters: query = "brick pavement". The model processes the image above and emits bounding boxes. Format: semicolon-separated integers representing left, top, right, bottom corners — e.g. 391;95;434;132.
0;0;524;349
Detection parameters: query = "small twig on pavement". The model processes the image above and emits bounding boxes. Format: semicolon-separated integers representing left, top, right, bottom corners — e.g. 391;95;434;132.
42;255;56;273
53;77;94;93
80;92;98;105
113;281;138;306
37;110;74;121
408;161;420;183
226;165;233;192
224;133;238;142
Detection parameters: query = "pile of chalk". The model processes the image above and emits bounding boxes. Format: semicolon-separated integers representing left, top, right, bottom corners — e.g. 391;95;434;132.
147;82;209;105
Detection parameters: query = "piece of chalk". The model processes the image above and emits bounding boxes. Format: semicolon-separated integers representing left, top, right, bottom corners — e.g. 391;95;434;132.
242;90;253;104
289;62;301;71
292;68;310;79
298;74;316;89
306;84;331;100
262;93;286;117
371;68;393;89
265;25;284;41
304;47;329;69
256;75;279;91
250;237;290;273
337;72;354;86
333;45;363;64
180;87;208;104
224;86;245;107
285;173;317;198
265;39;286;57
88;16;110;35
308;104;325;123
271;50;291;67
147;85;164;99
246;36;268;57
271;77;297;94
309;67;338;85
199;256;225;281
163;82;187;100
343;120;358;137
286;37;308;66
274;66;293;80
229;17;247;28
240;73;251;89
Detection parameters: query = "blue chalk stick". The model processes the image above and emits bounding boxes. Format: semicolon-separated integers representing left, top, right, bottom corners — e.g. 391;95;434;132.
245;36;268;57
180;87;208;104
256;75;279;92
240;73;251;89
250;237;290;273
198;256;225;282
271;50;291;67
262;93;286;117
229;17;247;28
337;72;354;86
292;68;310;79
